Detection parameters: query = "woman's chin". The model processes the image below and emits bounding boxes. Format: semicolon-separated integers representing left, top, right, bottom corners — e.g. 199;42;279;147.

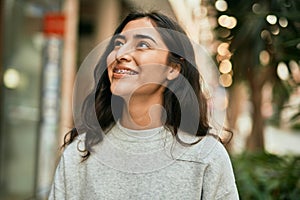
110;85;133;98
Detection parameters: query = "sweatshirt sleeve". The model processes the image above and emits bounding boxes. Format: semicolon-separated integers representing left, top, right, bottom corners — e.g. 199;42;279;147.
48;155;66;200
201;140;239;200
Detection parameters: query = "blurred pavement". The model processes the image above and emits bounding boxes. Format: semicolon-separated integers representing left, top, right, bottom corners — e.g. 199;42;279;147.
265;126;300;155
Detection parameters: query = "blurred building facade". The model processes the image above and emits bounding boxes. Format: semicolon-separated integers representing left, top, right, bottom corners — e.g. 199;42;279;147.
0;0;175;199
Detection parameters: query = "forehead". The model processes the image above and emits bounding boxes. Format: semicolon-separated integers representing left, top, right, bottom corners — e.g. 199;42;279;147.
120;18;159;37
122;17;155;31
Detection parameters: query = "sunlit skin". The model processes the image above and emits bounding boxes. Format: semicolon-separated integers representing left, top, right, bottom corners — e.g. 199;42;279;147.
106;18;180;130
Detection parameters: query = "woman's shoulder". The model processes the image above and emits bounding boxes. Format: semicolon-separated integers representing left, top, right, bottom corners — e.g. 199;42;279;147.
61;133;87;163
178;132;231;165
200;134;231;162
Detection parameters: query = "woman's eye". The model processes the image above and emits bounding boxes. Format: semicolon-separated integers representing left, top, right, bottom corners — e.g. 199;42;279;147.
113;40;124;48
137;41;150;49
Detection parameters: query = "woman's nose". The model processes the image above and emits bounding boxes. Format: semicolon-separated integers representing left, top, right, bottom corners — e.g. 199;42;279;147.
115;44;132;62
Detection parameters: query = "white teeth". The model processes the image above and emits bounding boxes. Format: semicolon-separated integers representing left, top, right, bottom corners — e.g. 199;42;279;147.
114;69;137;75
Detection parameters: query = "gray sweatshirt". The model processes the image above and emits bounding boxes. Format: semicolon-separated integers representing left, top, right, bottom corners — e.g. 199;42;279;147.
49;122;239;199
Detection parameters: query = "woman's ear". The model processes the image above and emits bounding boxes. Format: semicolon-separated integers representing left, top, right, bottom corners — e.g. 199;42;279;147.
167;62;181;80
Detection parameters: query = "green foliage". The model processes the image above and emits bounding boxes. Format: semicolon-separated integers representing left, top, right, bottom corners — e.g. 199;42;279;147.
232;152;300;199
290;106;300;131
291;123;300;131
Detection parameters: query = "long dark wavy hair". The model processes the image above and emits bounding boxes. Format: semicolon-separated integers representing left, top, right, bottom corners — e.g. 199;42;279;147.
63;11;212;160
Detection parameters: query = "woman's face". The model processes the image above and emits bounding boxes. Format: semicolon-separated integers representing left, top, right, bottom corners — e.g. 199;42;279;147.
106;18;175;99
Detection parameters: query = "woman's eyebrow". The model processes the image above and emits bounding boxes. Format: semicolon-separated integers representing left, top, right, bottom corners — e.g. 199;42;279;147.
134;34;157;44
113;34;126;41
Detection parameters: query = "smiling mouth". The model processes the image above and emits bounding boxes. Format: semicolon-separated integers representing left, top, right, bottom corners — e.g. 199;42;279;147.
112;66;139;78
113;68;138;75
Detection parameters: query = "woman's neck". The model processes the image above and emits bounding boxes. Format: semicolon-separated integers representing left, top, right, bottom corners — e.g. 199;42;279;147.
120;94;165;130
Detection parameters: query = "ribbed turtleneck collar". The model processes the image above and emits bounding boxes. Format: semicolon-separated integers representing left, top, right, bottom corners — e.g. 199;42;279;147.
115;120;165;140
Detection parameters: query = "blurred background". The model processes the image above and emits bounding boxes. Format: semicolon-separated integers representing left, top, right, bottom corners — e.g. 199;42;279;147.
0;0;299;199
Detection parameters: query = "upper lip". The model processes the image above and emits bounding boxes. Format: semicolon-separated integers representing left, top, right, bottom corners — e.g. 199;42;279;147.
113;65;138;74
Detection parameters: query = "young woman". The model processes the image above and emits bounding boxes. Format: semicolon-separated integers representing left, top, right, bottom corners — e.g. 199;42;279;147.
49;11;239;199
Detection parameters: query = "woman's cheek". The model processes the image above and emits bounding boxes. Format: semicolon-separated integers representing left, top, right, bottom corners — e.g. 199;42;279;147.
106;51;115;68
106;52;115;81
